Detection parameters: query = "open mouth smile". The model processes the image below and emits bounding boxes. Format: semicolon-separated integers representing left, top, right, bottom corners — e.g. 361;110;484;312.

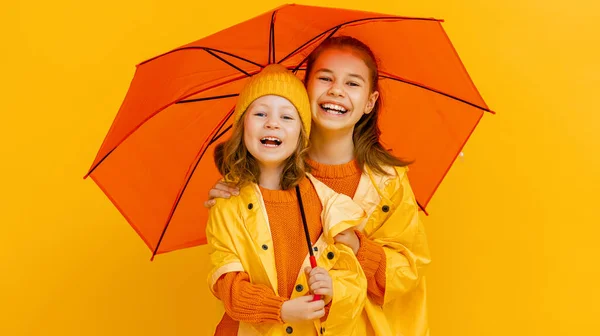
320;103;348;115
260;136;282;147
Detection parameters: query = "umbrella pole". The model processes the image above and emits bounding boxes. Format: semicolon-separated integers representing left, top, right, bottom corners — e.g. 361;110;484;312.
295;185;322;301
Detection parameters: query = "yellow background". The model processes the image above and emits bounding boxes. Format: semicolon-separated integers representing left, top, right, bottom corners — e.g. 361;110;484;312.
2;0;599;335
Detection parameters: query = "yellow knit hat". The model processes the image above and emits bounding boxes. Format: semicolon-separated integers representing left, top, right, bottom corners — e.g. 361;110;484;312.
233;64;311;138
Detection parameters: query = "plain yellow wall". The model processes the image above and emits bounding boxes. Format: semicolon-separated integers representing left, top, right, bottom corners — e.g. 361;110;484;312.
2;0;599;335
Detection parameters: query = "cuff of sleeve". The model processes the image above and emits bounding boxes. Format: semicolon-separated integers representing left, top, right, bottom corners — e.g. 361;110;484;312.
355;230;385;279
240;290;286;322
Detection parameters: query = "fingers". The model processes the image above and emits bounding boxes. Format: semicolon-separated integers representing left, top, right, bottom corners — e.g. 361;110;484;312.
305;266;327;279
308;273;328;286
307;269;332;298
287;296;324;321
297;295;325;306
313;288;332;296
307;299;325;319
203;190;228;208
308;268;330;284
207;181;239;199
310;280;330;291
294;295;319;304
215;182;240;195
208;188;233;200
308;297;325;310
308;266;327;276
204;182;240;208
297;295;314;303
308;308;326;320
310;278;332;298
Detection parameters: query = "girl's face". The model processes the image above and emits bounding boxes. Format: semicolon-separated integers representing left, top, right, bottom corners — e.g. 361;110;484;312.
243;95;302;169
305;47;379;134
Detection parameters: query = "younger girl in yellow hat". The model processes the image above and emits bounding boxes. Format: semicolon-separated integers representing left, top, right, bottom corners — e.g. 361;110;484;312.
206;64;367;335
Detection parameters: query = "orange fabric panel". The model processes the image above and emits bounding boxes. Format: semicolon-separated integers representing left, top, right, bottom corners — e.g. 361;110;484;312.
86;4;491;256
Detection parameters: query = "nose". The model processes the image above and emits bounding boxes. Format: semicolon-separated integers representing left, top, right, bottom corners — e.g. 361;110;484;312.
327;82;345;97
264;115;280;129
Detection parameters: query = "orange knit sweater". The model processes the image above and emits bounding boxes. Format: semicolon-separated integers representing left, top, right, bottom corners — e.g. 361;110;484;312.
213;178;324;335
212;160;388;335
308;158;387;305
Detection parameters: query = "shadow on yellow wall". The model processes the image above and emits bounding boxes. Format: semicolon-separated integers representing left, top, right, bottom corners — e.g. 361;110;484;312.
1;0;599;335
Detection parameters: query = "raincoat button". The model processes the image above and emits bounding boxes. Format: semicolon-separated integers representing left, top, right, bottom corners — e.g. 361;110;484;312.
286;326;293;334
262;244;268;250
382;205;390;212
320;327;325;334
248;203;253;210
327;252;334;260
295;284;304;292
313;246;318;252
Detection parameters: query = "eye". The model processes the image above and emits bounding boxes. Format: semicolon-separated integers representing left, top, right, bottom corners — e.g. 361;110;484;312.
347;81;360;87
253;112;266;117
318;76;332;82
282;114;295;120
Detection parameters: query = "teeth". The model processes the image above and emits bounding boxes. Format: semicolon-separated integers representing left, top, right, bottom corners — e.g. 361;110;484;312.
260;137;282;147
321;103;347;113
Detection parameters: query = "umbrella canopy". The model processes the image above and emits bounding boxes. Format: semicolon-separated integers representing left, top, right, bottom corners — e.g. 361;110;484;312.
85;4;492;258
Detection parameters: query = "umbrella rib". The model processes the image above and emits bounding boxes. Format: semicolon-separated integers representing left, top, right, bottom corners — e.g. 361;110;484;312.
291;27;340;73
379;73;493;113
208;110;235;145
137;15;443;70
278;16;442;64
280;26;338;66
281;67;493;113
205;49;251;77
417;200;428;215
206;48;264;68
86;147;116;179
268;10;277;63
209;124;233;145
151;105;236;259
177;93;239;104
139;46;264;69
420;109;486;212
84;71;261;178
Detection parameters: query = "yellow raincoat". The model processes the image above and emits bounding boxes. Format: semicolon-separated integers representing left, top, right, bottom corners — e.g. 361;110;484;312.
206;175;368;336
354;165;432;336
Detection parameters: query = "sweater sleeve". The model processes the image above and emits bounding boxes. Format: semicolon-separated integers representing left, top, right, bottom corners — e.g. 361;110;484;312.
355;230;387;305
214;272;286;323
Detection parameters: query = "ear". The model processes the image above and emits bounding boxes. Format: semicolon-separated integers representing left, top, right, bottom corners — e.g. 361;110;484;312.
364;90;380;114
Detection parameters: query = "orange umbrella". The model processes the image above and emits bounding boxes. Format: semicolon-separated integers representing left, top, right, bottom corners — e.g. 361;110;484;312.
85;4;493;259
